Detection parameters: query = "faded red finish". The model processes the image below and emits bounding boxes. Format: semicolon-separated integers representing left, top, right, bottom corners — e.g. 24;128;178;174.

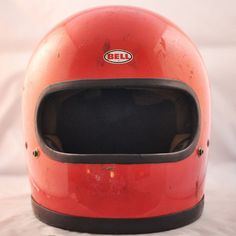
23;6;210;218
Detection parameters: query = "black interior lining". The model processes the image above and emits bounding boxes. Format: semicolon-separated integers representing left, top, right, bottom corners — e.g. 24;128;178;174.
39;87;197;155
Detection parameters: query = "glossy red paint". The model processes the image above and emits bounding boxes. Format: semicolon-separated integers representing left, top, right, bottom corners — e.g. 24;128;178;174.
23;6;210;218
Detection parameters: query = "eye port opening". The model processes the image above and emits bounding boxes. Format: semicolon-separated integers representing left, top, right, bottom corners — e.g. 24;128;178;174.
36;79;200;163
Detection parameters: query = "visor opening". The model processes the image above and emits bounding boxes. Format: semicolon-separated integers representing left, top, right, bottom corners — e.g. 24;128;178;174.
37;84;198;155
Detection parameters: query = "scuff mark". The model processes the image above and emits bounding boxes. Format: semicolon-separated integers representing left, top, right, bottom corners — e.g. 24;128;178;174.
195;181;199;197
97;57;105;67
103;40;111;52
189;69;194;79
104;166;114;171
160;37;166;51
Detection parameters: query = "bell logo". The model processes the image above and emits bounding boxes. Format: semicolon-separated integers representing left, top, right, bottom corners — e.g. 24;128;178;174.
104;49;133;64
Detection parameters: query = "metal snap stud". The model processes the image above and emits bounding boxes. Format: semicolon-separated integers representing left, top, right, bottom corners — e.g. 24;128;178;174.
197;147;204;157
32;148;40;158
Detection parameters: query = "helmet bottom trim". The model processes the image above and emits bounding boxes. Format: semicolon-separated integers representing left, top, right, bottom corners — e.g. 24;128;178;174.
32;197;204;234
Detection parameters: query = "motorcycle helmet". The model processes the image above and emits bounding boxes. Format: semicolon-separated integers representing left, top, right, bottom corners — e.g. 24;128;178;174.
23;6;211;234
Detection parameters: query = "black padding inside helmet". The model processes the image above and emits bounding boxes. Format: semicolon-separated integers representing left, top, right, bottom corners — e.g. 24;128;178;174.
39;87;197;154
58;89;176;154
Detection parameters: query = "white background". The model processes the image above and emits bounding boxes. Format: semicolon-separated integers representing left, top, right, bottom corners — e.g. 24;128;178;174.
0;0;236;235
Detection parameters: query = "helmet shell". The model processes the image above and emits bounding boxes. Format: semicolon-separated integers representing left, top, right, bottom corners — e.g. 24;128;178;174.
23;6;210;234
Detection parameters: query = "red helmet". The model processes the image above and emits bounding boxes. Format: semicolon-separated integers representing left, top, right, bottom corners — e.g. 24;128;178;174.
23;6;210;234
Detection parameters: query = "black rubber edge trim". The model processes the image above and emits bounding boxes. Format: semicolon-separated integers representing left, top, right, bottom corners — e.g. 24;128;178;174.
32;196;204;234
35;78;201;164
